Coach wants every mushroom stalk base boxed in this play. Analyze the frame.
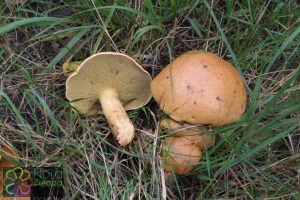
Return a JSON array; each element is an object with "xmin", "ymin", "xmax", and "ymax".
[{"xmin": 99, "ymin": 89, "xmax": 135, "ymax": 146}]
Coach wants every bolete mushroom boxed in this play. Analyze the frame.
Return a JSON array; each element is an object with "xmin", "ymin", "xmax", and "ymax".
[
  {"xmin": 161, "ymin": 136, "xmax": 202, "ymax": 175},
  {"xmin": 160, "ymin": 117, "xmax": 215, "ymax": 150},
  {"xmin": 153, "ymin": 51, "xmax": 247, "ymax": 174},
  {"xmin": 151, "ymin": 50, "xmax": 247, "ymax": 126},
  {"xmin": 66, "ymin": 52, "xmax": 152, "ymax": 146}
]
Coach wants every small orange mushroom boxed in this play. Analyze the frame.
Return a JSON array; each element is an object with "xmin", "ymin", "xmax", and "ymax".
[
  {"xmin": 161, "ymin": 136, "xmax": 202, "ymax": 175},
  {"xmin": 160, "ymin": 117, "xmax": 215, "ymax": 150}
]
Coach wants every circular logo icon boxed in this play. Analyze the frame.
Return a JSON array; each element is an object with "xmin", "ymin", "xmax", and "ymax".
[{"xmin": 3, "ymin": 167, "xmax": 33, "ymax": 197}]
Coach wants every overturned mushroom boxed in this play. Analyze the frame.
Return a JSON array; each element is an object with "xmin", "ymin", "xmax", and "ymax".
[{"xmin": 66, "ymin": 52, "xmax": 152, "ymax": 146}]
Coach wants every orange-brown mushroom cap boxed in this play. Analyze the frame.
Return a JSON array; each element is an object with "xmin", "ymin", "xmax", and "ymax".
[
  {"xmin": 151, "ymin": 51, "xmax": 247, "ymax": 126},
  {"xmin": 161, "ymin": 136, "xmax": 202, "ymax": 175},
  {"xmin": 160, "ymin": 118, "xmax": 215, "ymax": 150}
]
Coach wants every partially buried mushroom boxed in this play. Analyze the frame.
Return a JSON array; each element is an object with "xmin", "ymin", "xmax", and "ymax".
[
  {"xmin": 160, "ymin": 117, "xmax": 215, "ymax": 150},
  {"xmin": 66, "ymin": 52, "xmax": 152, "ymax": 146},
  {"xmin": 162, "ymin": 136, "xmax": 202, "ymax": 175},
  {"xmin": 160, "ymin": 118, "xmax": 215, "ymax": 174}
]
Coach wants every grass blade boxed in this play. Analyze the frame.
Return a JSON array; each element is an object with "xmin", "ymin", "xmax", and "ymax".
[
  {"xmin": 44, "ymin": 27, "xmax": 91, "ymax": 72},
  {"xmin": 0, "ymin": 17, "xmax": 72, "ymax": 35}
]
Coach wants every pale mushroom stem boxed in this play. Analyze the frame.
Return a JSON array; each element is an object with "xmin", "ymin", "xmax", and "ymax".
[{"xmin": 98, "ymin": 89, "xmax": 135, "ymax": 147}]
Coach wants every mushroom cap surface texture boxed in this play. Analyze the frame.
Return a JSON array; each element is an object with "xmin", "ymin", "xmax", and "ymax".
[
  {"xmin": 66, "ymin": 52, "xmax": 152, "ymax": 115},
  {"xmin": 151, "ymin": 51, "xmax": 247, "ymax": 126},
  {"xmin": 162, "ymin": 137, "xmax": 202, "ymax": 175}
]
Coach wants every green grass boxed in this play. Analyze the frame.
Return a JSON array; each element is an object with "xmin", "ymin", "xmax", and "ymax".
[{"xmin": 0, "ymin": 0, "xmax": 299, "ymax": 199}]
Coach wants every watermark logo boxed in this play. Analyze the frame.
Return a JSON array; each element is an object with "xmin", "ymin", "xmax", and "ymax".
[
  {"xmin": 3, "ymin": 167, "xmax": 64, "ymax": 198},
  {"xmin": 3, "ymin": 167, "xmax": 33, "ymax": 197}
]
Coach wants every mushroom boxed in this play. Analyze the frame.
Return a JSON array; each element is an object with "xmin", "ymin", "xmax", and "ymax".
[
  {"xmin": 161, "ymin": 136, "xmax": 202, "ymax": 175},
  {"xmin": 160, "ymin": 118, "xmax": 214, "ymax": 175},
  {"xmin": 152, "ymin": 51, "xmax": 247, "ymax": 174},
  {"xmin": 66, "ymin": 52, "xmax": 152, "ymax": 146},
  {"xmin": 160, "ymin": 117, "xmax": 215, "ymax": 150},
  {"xmin": 151, "ymin": 50, "xmax": 247, "ymax": 126}
]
